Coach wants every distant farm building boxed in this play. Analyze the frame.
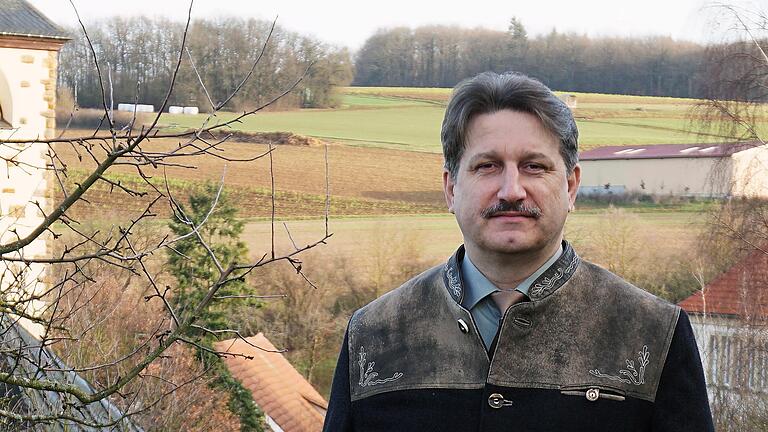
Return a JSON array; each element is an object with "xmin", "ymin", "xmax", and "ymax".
[
  {"xmin": 579, "ymin": 143, "xmax": 768, "ymax": 198},
  {"xmin": 216, "ymin": 333, "xmax": 328, "ymax": 432},
  {"xmin": 0, "ymin": 0, "xmax": 69, "ymax": 320},
  {"xmin": 678, "ymin": 250, "xmax": 768, "ymax": 400}
]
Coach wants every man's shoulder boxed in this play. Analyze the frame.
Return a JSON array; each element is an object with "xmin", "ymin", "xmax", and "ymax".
[
  {"xmin": 574, "ymin": 258, "xmax": 680, "ymax": 314},
  {"xmin": 352, "ymin": 263, "xmax": 446, "ymax": 323}
]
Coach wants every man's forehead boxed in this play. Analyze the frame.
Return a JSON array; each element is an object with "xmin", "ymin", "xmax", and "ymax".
[
  {"xmin": 466, "ymin": 110, "xmax": 556, "ymax": 141},
  {"xmin": 463, "ymin": 112, "xmax": 558, "ymax": 152}
]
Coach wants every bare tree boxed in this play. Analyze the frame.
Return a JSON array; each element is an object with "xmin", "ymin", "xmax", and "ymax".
[
  {"xmin": 692, "ymin": 4, "xmax": 768, "ymax": 431},
  {"xmin": 0, "ymin": 2, "xmax": 329, "ymax": 429}
]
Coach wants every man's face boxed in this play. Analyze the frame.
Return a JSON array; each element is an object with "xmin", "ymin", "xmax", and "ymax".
[{"xmin": 443, "ymin": 109, "xmax": 580, "ymax": 258}]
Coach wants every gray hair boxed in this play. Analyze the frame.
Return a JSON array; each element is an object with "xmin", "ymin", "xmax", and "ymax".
[{"xmin": 441, "ymin": 72, "xmax": 578, "ymax": 179}]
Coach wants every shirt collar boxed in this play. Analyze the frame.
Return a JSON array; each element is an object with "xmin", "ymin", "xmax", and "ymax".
[{"xmin": 460, "ymin": 244, "xmax": 563, "ymax": 310}]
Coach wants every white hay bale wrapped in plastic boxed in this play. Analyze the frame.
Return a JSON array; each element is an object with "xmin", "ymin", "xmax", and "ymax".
[
  {"xmin": 168, "ymin": 106, "xmax": 183, "ymax": 114},
  {"xmin": 183, "ymin": 106, "xmax": 199, "ymax": 115}
]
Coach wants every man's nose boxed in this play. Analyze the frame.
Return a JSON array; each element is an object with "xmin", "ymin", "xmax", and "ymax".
[{"xmin": 497, "ymin": 167, "xmax": 526, "ymax": 202}]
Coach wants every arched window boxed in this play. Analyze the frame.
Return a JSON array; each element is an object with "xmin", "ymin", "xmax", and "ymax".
[{"xmin": 0, "ymin": 103, "xmax": 10, "ymax": 129}]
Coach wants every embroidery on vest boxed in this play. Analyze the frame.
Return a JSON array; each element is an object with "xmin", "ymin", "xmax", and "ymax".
[
  {"xmin": 444, "ymin": 263, "xmax": 462, "ymax": 298},
  {"xmin": 529, "ymin": 255, "xmax": 579, "ymax": 298},
  {"xmin": 358, "ymin": 346, "xmax": 403, "ymax": 387},
  {"xmin": 589, "ymin": 345, "xmax": 650, "ymax": 386}
]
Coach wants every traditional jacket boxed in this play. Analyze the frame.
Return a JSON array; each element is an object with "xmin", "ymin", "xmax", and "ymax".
[{"xmin": 323, "ymin": 243, "xmax": 713, "ymax": 432}]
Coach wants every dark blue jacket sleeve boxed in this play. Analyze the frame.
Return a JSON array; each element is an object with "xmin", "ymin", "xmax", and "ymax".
[
  {"xmin": 323, "ymin": 329, "xmax": 353, "ymax": 432},
  {"xmin": 651, "ymin": 311, "xmax": 714, "ymax": 431}
]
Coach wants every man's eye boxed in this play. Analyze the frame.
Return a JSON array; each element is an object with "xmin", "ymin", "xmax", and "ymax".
[
  {"xmin": 523, "ymin": 163, "xmax": 546, "ymax": 172},
  {"xmin": 475, "ymin": 163, "xmax": 496, "ymax": 171}
]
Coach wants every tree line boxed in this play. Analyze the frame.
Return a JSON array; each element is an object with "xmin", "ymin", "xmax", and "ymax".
[
  {"xmin": 58, "ymin": 16, "xmax": 760, "ymax": 110},
  {"xmin": 58, "ymin": 16, "xmax": 354, "ymax": 112},
  {"xmin": 353, "ymin": 19, "xmax": 708, "ymax": 97}
]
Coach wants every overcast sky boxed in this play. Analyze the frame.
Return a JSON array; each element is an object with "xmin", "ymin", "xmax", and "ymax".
[{"xmin": 26, "ymin": 0, "xmax": 752, "ymax": 50}]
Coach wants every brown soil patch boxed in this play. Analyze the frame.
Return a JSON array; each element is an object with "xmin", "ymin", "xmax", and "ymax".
[
  {"xmin": 53, "ymin": 130, "xmax": 448, "ymax": 218},
  {"xmin": 207, "ymin": 130, "xmax": 325, "ymax": 146}
]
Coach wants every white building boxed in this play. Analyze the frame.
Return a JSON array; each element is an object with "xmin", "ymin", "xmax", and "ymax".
[
  {"xmin": 678, "ymin": 251, "xmax": 768, "ymax": 419},
  {"xmin": 579, "ymin": 142, "xmax": 768, "ymax": 198},
  {"xmin": 0, "ymin": 0, "xmax": 69, "ymax": 316}
]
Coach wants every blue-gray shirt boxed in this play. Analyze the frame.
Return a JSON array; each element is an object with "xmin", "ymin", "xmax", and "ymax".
[{"xmin": 460, "ymin": 246, "xmax": 563, "ymax": 350}]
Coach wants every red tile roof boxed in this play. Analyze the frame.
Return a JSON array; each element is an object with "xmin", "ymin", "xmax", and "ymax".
[
  {"xmin": 579, "ymin": 142, "xmax": 760, "ymax": 161},
  {"xmin": 679, "ymin": 250, "xmax": 768, "ymax": 319},
  {"xmin": 215, "ymin": 333, "xmax": 327, "ymax": 432}
]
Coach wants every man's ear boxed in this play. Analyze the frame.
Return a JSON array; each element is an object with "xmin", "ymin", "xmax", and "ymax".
[
  {"xmin": 567, "ymin": 164, "xmax": 581, "ymax": 210},
  {"xmin": 443, "ymin": 170, "xmax": 455, "ymax": 214}
]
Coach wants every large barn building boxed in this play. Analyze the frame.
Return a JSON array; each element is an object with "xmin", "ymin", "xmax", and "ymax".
[{"xmin": 578, "ymin": 143, "xmax": 768, "ymax": 198}]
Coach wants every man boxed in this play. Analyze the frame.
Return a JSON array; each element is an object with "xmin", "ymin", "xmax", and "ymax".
[{"xmin": 323, "ymin": 72, "xmax": 713, "ymax": 431}]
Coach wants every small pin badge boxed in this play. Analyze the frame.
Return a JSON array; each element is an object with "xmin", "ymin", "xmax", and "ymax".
[{"xmin": 457, "ymin": 318, "xmax": 470, "ymax": 333}]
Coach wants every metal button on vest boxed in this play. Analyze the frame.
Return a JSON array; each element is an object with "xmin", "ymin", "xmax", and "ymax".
[
  {"xmin": 457, "ymin": 318, "xmax": 469, "ymax": 333},
  {"xmin": 586, "ymin": 388, "xmax": 600, "ymax": 402},
  {"xmin": 488, "ymin": 393, "xmax": 505, "ymax": 409}
]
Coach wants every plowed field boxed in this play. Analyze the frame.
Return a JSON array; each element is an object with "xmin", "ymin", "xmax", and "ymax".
[{"xmin": 53, "ymin": 131, "xmax": 447, "ymax": 219}]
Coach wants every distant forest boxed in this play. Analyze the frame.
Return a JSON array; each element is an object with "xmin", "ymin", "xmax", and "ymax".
[
  {"xmin": 58, "ymin": 17, "xmax": 354, "ymax": 112},
  {"xmin": 58, "ymin": 16, "xmax": 757, "ymax": 108},
  {"xmin": 354, "ymin": 18, "xmax": 722, "ymax": 98}
]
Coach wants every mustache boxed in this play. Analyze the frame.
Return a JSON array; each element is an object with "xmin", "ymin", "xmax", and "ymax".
[{"xmin": 481, "ymin": 201, "xmax": 542, "ymax": 219}]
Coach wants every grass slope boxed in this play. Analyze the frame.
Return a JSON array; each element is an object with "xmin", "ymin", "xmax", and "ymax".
[
  {"xmin": 158, "ymin": 87, "xmax": 752, "ymax": 153},
  {"xmin": 241, "ymin": 210, "xmax": 706, "ymax": 272}
]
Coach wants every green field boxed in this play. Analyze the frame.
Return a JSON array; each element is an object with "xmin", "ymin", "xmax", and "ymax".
[{"xmin": 159, "ymin": 87, "xmax": 755, "ymax": 152}]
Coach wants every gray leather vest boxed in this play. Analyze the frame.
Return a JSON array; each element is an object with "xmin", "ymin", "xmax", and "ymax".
[{"xmin": 348, "ymin": 243, "xmax": 681, "ymax": 404}]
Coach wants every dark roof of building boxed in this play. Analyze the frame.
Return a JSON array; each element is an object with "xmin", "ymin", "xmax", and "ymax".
[
  {"xmin": 0, "ymin": 316, "xmax": 143, "ymax": 431},
  {"xmin": 215, "ymin": 333, "xmax": 327, "ymax": 432},
  {"xmin": 678, "ymin": 250, "xmax": 768, "ymax": 319},
  {"xmin": 579, "ymin": 142, "xmax": 761, "ymax": 161},
  {"xmin": 0, "ymin": 0, "xmax": 69, "ymax": 40}
]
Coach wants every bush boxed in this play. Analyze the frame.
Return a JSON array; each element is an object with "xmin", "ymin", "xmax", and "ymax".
[
  {"xmin": 49, "ymin": 253, "xmax": 241, "ymax": 431},
  {"xmin": 576, "ymin": 191, "xmax": 705, "ymax": 207},
  {"xmin": 250, "ymin": 227, "xmax": 436, "ymax": 397}
]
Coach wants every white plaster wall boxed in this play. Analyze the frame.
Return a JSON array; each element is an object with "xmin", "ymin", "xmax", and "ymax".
[
  {"xmin": 688, "ymin": 314, "xmax": 738, "ymax": 384},
  {"xmin": 688, "ymin": 313, "xmax": 768, "ymax": 404},
  {"xmin": 0, "ymin": 47, "xmax": 53, "ymax": 140},
  {"xmin": 731, "ymin": 144, "xmax": 768, "ymax": 198},
  {"xmin": 0, "ymin": 46, "xmax": 55, "ymax": 318},
  {"xmin": 0, "ymin": 47, "xmax": 51, "ymax": 247},
  {"xmin": 579, "ymin": 157, "xmax": 733, "ymax": 197}
]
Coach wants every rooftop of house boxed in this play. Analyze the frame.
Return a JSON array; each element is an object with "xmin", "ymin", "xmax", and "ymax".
[
  {"xmin": 0, "ymin": 0, "xmax": 69, "ymax": 40},
  {"xmin": 579, "ymin": 142, "xmax": 761, "ymax": 161},
  {"xmin": 215, "ymin": 333, "xmax": 327, "ymax": 432},
  {"xmin": 0, "ymin": 316, "xmax": 142, "ymax": 431},
  {"xmin": 679, "ymin": 249, "xmax": 768, "ymax": 319}
]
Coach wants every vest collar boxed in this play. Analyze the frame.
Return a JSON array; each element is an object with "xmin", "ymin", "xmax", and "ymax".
[{"xmin": 442, "ymin": 240, "xmax": 580, "ymax": 304}]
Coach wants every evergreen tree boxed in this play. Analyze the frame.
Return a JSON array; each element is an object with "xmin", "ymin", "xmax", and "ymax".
[{"xmin": 166, "ymin": 183, "xmax": 264, "ymax": 431}]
